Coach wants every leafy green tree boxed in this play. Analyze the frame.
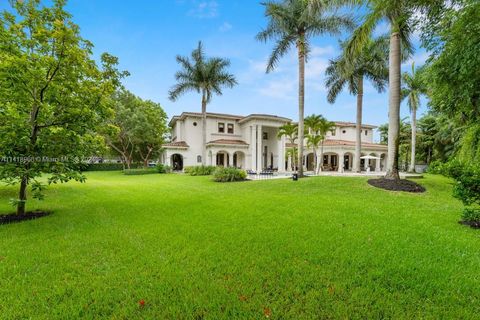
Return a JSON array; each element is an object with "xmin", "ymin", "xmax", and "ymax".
[
  {"xmin": 169, "ymin": 42, "xmax": 237, "ymax": 165},
  {"xmin": 134, "ymin": 99, "xmax": 168, "ymax": 167},
  {"xmin": 401, "ymin": 63, "xmax": 426, "ymax": 172},
  {"xmin": 278, "ymin": 123, "xmax": 298, "ymax": 171},
  {"xmin": 0, "ymin": 0, "xmax": 127, "ymax": 215},
  {"xmin": 325, "ymin": 36, "xmax": 388, "ymax": 172},
  {"xmin": 257, "ymin": 0, "xmax": 353, "ymax": 177},
  {"xmin": 104, "ymin": 91, "xmax": 167, "ymax": 168},
  {"xmin": 421, "ymin": 0, "xmax": 480, "ymax": 163},
  {"xmin": 346, "ymin": 0, "xmax": 419, "ymax": 180}
]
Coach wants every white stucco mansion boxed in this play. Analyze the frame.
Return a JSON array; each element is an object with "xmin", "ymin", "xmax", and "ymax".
[{"xmin": 161, "ymin": 111, "xmax": 388, "ymax": 173}]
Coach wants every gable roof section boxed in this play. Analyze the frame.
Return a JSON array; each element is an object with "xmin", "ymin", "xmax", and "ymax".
[
  {"xmin": 206, "ymin": 139, "xmax": 249, "ymax": 147},
  {"xmin": 162, "ymin": 141, "xmax": 189, "ymax": 149}
]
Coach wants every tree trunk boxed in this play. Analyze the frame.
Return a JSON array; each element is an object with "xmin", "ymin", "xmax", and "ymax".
[
  {"xmin": 354, "ymin": 75, "xmax": 363, "ymax": 173},
  {"xmin": 201, "ymin": 91, "xmax": 207, "ymax": 166},
  {"xmin": 409, "ymin": 108, "xmax": 417, "ymax": 172},
  {"xmin": 385, "ymin": 32, "xmax": 401, "ymax": 180},
  {"xmin": 17, "ymin": 175, "xmax": 28, "ymax": 215},
  {"xmin": 297, "ymin": 42, "xmax": 305, "ymax": 177}
]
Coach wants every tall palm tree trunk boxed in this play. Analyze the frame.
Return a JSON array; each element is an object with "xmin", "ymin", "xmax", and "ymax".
[
  {"xmin": 201, "ymin": 91, "xmax": 207, "ymax": 166},
  {"xmin": 409, "ymin": 108, "xmax": 416, "ymax": 172},
  {"xmin": 297, "ymin": 42, "xmax": 305, "ymax": 177},
  {"xmin": 354, "ymin": 75, "xmax": 364, "ymax": 173},
  {"xmin": 385, "ymin": 32, "xmax": 401, "ymax": 180}
]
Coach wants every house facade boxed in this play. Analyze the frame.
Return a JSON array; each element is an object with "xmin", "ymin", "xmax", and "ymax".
[{"xmin": 161, "ymin": 112, "xmax": 388, "ymax": 173}]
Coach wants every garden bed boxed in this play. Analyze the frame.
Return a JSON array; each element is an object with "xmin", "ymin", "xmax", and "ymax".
[
  {"xmin": 459, "ymin": 220, "xmax": 480, "ymax": 229},
  {"xmin": 0, "ymin": 211, "xmax": 51, "ymax": 225},
  {"xmin": 368, "ymin": 178, "xmax": 426, "ymax": 193}
]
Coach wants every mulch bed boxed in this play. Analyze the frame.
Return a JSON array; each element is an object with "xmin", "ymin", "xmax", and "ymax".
[
  {"xmin": 459, "ymin": 220, "xmax": 480, "ymax": 229},
  {"xmin": 0, "ymin": 211, "xmax": 51, "ymax": 225},
  {"xmin": 368, "ymin": 178, "xmax": 426, "ymax": 193}
]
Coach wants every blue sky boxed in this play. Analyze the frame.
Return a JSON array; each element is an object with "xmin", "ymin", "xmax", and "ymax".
[{"xmin": 1, "ymin": 0, "xmax": 429, "ymax": 140}]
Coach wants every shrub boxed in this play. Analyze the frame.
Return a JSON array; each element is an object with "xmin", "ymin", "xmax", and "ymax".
[
  {"xmin": 82, "ymin": 163, "xmax": 125, "ymax": 171},
  {"xmin": 184, "ymin": 165, "xmax": 216, "ymax": 176},
  {"xmin": 451, "ymin": 163, "xmax": 480, "ymax": 227},
  {"xmin": 156, "ymin": 164, "xmax": 172, "ymax": 174},
  {"xmin": 123, "ymin": 168, "xmax": 158, "ymax": 175},
  {"xmin": 213, "ymin": 167, "xmax": 247, "ymax": 182},
  {"xmin": 462, "ymin": 208, "xmax": 480, "ymax": 224},
  {"xmin": 427, "ymin": 159, "xmax": 464, "ymax": 178}
]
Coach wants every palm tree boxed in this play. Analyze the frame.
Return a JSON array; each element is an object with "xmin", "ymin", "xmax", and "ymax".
[
  {"xmin": 305, "ymin": 114, "xmax": 325, "ymax": 173},
  {"xmin": 257, "ymin": 0, "xmax": 353, "ymax": 177},
  {"xmin": 402, "ymin": 62, "xmax": 426, "ymax": 172},
  {"xmin": 346, "ymin": 0, "xmax": 417, "ymax": 180},
  {"xmin": 325, "ymin": 36, "xmax": 388, "ymax": 172},
  {"xmin": 317, "ymin": 117, "xmax": 336, "ymax": 171},
  {"xmin": 306, "ymin": 134, "xmax": 322, "ymax": 173},
  {"xmin": 169, "ymin": 41, "xmax": 237, "ymax": 165},
  {"xmin": 278, "ymin": 123, "xmax": 298, "ymax": 171}
]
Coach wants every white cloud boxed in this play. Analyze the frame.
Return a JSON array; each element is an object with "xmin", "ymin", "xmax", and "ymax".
[
  {"xmin": 188, "ymin": 1, "xmax": 218, "ymax": 19},
  {"xmin": 219, "ymin": 22, "xmax": 232, "ymax": 32},
  {"xmin": 403, "ymin": 51, "xmax": 429, "ymax": 67},
  {"xmin": 257, "ymin": 77, "xmax": 296, "ymax": 100},
  {"xmin": 305, "ymin": 57, "xmax": 328, "ymax": 80},
  {"xmin": 310, "ymin": 45, "xmax": 335, "ymax": 57}
]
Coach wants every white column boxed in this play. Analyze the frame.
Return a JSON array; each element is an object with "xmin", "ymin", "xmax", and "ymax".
[
  {"xmin": 250, "ymin": 126, "xmax": 256, "ymax": 171},
  {"xmin": 212, "ymin": 152, "xmax": 217, "ymax": 166},
  {"xmin": 228, "ymin": 152, "xmax": 234, "ymax": 167},
  {"xmin": 278, "ymin": 134, "xmax": 286, "ymax": 172},
  {"xmin": 287, "ymin": 154, "xmax": 292, "ymax": 172},
  {"xmin": 256, "ymin": 125, "xmax": 262, "ymax": 172},
  {"xmin": 375, "ymin": 153, "xmax": 381, "ymax": 172},
  {"xmin": 338, "ymin": 152, "xmax": 344, "ymax": 173}
]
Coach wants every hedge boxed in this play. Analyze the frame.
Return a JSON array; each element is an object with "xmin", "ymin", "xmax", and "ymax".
[{"xmin": 213, "ymin": 167, "xmax": 247, "ymax": 182}]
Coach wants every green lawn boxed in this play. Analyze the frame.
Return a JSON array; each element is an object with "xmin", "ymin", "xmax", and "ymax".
[{"xmin": 0, "ymin": 172, "xmax": 479, "ymax": 319}]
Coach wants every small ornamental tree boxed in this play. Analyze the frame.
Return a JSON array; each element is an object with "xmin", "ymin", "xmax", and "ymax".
[{"xmin": 0, "ymin": 0, "xmax": 127, "ymax": 215}]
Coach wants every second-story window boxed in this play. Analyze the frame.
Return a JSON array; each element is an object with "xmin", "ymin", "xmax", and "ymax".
[
  {"xmin": 331, "ymin": 130, "xmax": 336, "ymax": 136},
  {"xmin": 218, "ymin": 122, "xmax": 225, "ymax": 133},
  {"xmin": 227, "ymin": 123, "xmax": 234, "ymax": 134},
  {"xmin": 365, "ymin": 130, "xmax": 368, "ymax": 136},
  {"xmin": 263, "ymin": 132, "xmax": 268, "ymax": 140}
]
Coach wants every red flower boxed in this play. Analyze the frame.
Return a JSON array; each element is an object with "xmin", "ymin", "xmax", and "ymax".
[{"xmin": 139, "ymin": 300, "xmax": 145, "ymax": 307}]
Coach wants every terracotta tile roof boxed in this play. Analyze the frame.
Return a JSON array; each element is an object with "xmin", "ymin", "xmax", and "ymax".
[
  {"xmin": 286, "ymin": 140, "xmax": 387, "ymax": 149},
  {"xmin": 162, "ymin": 141, "xmax": 189, "ymax": 148},
  {"xmin": 206, "ymin": 139, "xmax": 249, "ymax": 146}
]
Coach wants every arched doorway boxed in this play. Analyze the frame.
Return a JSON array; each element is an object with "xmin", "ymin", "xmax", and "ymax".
[
  {"xmin": 216, "ymin": 151, "xmax": 229, "ymax": 167},
  {"xmin": 322, "ymin": 152, "xmax": 339, "ymax": 171},
  {"xmin": 171, "ymin": 154, "xmax": 183, "ymax": 171},
  {"xmin": 344, "ymin": 152, "xmax": 353, "ymax": 171},
  {"xmin": 233, "ymin": 151, "xmax": 245, "ymax": 169},
  {"xmin": 306, "ymin": 153, "xmax": 315, "ymax": 171}
]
